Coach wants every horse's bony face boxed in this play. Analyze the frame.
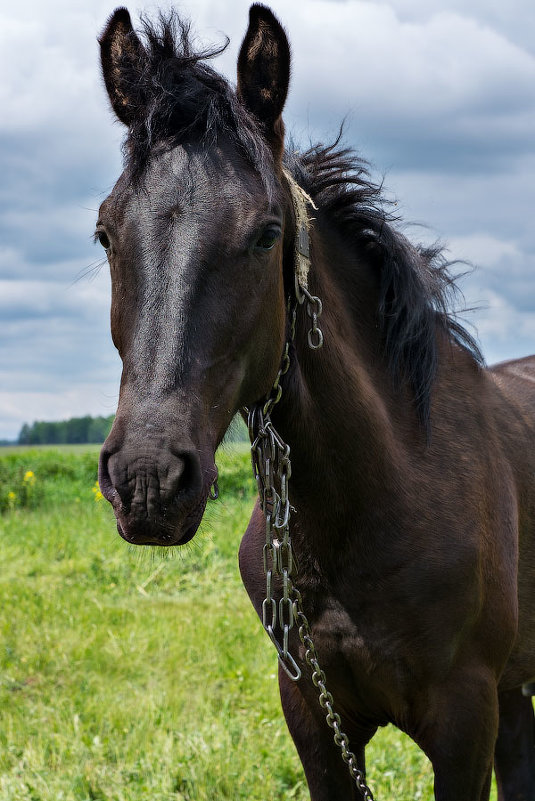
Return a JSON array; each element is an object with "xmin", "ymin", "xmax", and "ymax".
[
  {"xmin": 97, "ymin": 144, "xmax": 287, "ymax": 545},
  {"xmin": 97, "ymin": 4, "xmax": 291, "ymax": 545}
]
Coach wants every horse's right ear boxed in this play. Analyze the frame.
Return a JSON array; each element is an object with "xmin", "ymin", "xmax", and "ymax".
[
  {"xmin": 99, "ymin": 7, "xmax": 147, "ymax": 126},
  {"xmin": 237, "ymin": 5, "xmax": 291, "ymax": 159}
]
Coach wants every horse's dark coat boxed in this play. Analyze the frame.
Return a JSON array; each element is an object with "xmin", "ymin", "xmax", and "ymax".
[{"xmin": 96, "ymin": 6, "xmax": 535, "ymax": 799}]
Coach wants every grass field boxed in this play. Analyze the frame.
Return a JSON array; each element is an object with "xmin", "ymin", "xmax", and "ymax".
[{"xmin": 0, "ymin": 445, "xmax": 497, "ymax": 800}]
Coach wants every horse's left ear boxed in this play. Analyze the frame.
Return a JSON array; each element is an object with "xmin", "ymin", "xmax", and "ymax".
[{"xmin": 237, "ymin": 4, "xmax": 291, "ymax": 158}]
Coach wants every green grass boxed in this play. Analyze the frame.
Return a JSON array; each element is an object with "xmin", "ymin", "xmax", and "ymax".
[
  {"xmin": 0, "ymin": 444, "xmax": 105, "ymax": 454},
  {"xmin": 0, "ymin": 445, "xmax": 497, "ymax": 800}
]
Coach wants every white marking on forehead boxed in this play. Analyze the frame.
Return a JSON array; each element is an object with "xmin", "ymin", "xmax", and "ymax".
[{"xmin": 133, "ymin": 208, "xmax": 204, "ymax": 393}]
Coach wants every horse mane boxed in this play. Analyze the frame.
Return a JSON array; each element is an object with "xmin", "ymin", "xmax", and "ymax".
[
  {"xmin": 285, "ymin": 144, "xmax": 484, "ymax": 426},
  {"xmin": 120, "ymin": 11, "xmax": 274, "ymax": 184},
  {"xmin": 120, "ymin": 11, "xmax": 483, "ymax": 426}
]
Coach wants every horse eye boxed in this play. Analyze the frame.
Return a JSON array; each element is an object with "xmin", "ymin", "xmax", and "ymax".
[
  {"xmin": 255, "ymin": 227, "xmax": 281, "ymax": 252},
  {"xmin": 96, "ymin": 229, "xmax": 111, "ymax": 250}
]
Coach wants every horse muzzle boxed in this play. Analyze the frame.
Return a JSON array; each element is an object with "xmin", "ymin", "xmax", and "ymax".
[{"xmin": 98, "ymin": 439, "xmax": 215, "ymax": 547}]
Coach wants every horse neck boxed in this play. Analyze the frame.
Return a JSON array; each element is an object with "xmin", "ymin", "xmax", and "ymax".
[{"xmin": 271, "ymin": 231, "xmax": 421, "ymax": 560}]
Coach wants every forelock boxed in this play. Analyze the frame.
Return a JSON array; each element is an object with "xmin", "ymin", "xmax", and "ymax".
[{"xmin": 122, "ymin": 10, "xmax": 275, "ymax": 190}]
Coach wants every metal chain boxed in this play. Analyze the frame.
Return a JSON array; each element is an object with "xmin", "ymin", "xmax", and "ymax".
[
  {"xmin": 248, "ymin": 403, "xmax": 301, "ymax": 682},
  {"xmin": 247, "ymin": 294, "xmax": 375, "ymax": 801},
  {"xmin": 293, "ymin": 587, "xmax": 375, "ymax": 801},
  {"xmin": 294, "ymin": 277, "xmax": 324, "ymax": 351}
]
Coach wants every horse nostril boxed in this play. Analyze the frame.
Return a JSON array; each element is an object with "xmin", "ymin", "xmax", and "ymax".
[
  {"xmin": 98, "ymin": 445, "xmax": 119, "ymax": 505},
  {"xmin": 167, "ymin": 448, "xmax": 202, "ymax": 500}
]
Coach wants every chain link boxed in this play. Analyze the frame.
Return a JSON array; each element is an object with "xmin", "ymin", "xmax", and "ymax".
[
  {"xmin": 305, "ymin": 293, "xmax": 324, "ymax": 350},
  {"xmin": 246, "ymin": 290, "xmax": 375, "ymax": 800},
  {"xmin": 294, "ymin": 278, "xmax": 324, "ymax": 350}
]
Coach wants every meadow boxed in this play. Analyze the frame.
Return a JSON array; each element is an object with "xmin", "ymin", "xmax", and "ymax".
[{"xmin": 0, "ymin": 444, "xmax": 494, "ymax": 800}]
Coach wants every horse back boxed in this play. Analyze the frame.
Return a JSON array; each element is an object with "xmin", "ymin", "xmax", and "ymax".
[
  {"xmin": 488, "ymin": 355, "xmax": 535, "ymax": 687},
  {"xmin": 490, "ymin": 354, "xmax": 535, "ymax": 392},
  {"xmin": 488, "ymin": 355, "xmax": 535, "ymax": 463}
]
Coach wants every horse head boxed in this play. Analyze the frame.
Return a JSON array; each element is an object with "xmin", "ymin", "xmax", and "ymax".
[{"xmin": 97, "ymin": 6, "xmax": 291, "ymax": 545}]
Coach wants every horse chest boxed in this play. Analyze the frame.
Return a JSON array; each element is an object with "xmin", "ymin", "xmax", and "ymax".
[{"xmin": 312, "ymin": 599, "xmax": 413, "ymax": 679}]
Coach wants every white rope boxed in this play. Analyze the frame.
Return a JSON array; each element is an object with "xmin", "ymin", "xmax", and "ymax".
[{"xmin": 282, "ymin": 167, "xmax": 317, "ymax": 291}]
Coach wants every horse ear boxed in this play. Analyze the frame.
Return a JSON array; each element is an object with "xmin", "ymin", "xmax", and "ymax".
[
  {"xmin": 237, "ymin": 4, "xmax": 291, "ymax": 157},
  {"xmin": 99, "ymin": 7, "xmax": 147, "ymax": 126}
]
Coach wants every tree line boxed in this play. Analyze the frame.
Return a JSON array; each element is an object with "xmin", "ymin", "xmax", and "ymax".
[
  {"xmin": 18, "ymin": 415, "xmax": 115, "ymax": 446},
  {"xmin": 16, "ymin": 413, "xmax": 249, "ymax": 446}
]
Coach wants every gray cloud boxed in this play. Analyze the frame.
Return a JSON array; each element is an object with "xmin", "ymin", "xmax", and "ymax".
[
  {"xmin": 281, "ymin": 4, "xmax": 535, "ymax": 173},
  {"xmin": 0, "ymin": 0, "xmax": 534, "ymax": 438}
]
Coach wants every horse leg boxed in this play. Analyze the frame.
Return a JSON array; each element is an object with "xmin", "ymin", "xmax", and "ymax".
[
  {"xmin": 494, "ymin": 687, "xmax": 535, "ymax": 801},
  {"xmin": 414, "ymin": 669, "xmax": 499, "ymax": 801},
  {"xmin": 278, "ymin": 667, "xmax": 375, "ymax": 801},
  {"xmin": 481, "ymin": 766, "xmax": 493, "ymax": 801}
]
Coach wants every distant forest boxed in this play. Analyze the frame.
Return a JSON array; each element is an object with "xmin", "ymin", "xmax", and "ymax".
[
  {"xmin": 18, "ymin": 415, "xmax": 115, "ymax": 446},
  {"xmin": 16, "ymin": 414, "xmax": 249, "ymax": 446}
]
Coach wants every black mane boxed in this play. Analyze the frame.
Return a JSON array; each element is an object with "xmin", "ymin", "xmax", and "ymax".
[
  {"xmin": 285, "ymin": 144, "xmax": 483, "ymax": 425},
  {"xmin": 121, "ymin": 12, "xmax": 482, "ymax": 426}
]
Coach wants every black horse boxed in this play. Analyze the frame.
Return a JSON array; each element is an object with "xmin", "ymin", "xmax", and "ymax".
[{"xmin": 96, "ymin": 6, "xmax": 535, "ymax": 799}]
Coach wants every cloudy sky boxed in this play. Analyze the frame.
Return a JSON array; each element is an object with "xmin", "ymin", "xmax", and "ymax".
[{"xmin": 1, "ymin": 0, "xmax": 534, "ymax": 440}]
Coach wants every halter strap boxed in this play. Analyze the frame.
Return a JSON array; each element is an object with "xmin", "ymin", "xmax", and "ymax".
[{"xmin": 282, "ymin": 167, "xmax": 317, "ymax": 294}]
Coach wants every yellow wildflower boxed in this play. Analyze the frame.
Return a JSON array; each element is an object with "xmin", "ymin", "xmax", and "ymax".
[
  {"xmin": 7, "ymin": 491, "xmax": 16, "ymax": 500},
  {"xmin": 92, "ymin": 481, "xmax": 104, "ymax": 502},
  {"xmin": 23, "ymin": 470, "xmax": 36, "ymax": 485}
]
